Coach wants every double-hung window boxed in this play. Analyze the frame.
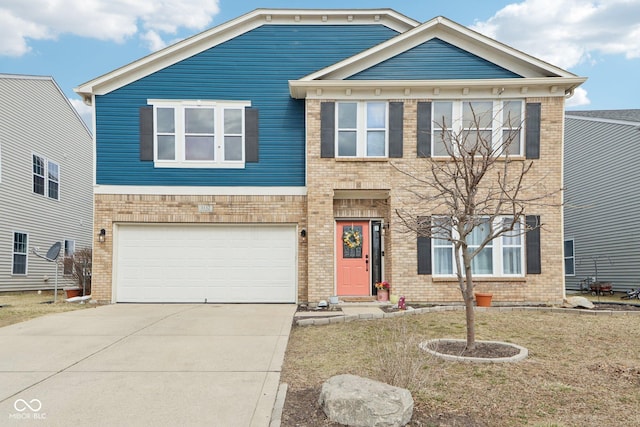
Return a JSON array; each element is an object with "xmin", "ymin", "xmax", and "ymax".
[
  {"xmin": 432, "ymin": 216, "xmax": 525, "ymax": 277},
  {"xmin": 151, "ymin": 100, "xmax": 249, "ymax": 168},
  {"xmin": 64, "ymin": 239, "xmax": 75, "ymax": 275},
  {"xmin": 337, "ymin": 101, "xmax": 388, "ymax": 157},
  {"xmin": 33, "ymin": 154, "xmax": 60, "ymax": 200},
  {"xmin": 564, "ymin": 239, "xmax": 575, "ymax": 276},
  {"xmin": 432, "ymin": 100, "xmax": 524, "ymax": 157},
  {"xmin": 12, "ymin": 232, "xmax": 28, "ymax": 275}
]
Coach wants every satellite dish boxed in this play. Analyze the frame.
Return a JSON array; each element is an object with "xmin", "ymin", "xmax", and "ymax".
[
  {"xmin": 33, "ymin": 242, "xmax": 63, "ymax": 302},
  {"xmin": 45, "ymin": 242, "xmax": 61, "ymax": 261}
]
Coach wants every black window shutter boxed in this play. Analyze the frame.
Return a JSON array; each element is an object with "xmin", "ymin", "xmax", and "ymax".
[
  {"xmin": 417, "ymin": 102, "xmax": 432, "ymax": 158},
  {"xmin": 525, "ymin": 103, "xmax": 541, "ymax": 159},
  {"xmin": 139, "ymin": 106, "xmax": 153, "ymax": 161},
  {"xmin": 320, "ymin": 102, "xmax": 335, "ymax": 158},
  {"xmin": 417, "ymin": 237, "xmax": 432, "ymax": 275},
  {"xmin": 388, "ymin": 102, "xmax": 403, "ymax": 158},
  {"xmin": 526, "ymin": 215, "xmax": 541, "ymax": 274},
  {"xmin": 417, "ymin": 216, "xmax": 432, "ymax": 275},
  {"xmin": 245, "ymin": 107, "xmax": 259, "ymax": 163}
]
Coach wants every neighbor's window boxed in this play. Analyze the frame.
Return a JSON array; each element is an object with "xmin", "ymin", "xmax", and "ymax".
[
  {"xmin": 64, "ymin": 239, "xmax": 75, "ymax": 275},
  {"xmin": 337, "ymin": 101, "xmax": 388, "ymax": 158},
  {"xmin": 12, "ymin": 232, "xmax": 28, "ymax": 275},
  {"xmin": 33, "ymin": 154, "xmax": 60, "ymax": 200},
  {"xmin": 432, "ymin": 216, "xmax": 525, "ymax": 277},
  {"xmin": 432, "ymin": 100, "xmax": 524, "ymax": 156},
  {"xmin": 564, "ymin": 239, "xmax": 575, "ymax": 276},
  {"xmin": 152, "ymin": 100, "xmax": 249, "ymax": 168}
]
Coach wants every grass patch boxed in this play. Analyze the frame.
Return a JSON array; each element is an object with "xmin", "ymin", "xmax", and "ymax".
[
  {"xmin": 0, "ymin": 291, "xmax": 90, "ymax": 328},
  {"xmin": 281, "ymin": 309, "xmax": 640, "ymax": 426}
]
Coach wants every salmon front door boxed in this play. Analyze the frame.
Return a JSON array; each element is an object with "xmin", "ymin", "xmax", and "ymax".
[{"xmin": 336, "ymin": 221, "xmax": 370, "ymax": 296}]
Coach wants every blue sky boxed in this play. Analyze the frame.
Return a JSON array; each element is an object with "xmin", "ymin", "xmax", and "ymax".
[{"xmin": 2, "ymin": 0, "xmax": 639, "ymax": 124}]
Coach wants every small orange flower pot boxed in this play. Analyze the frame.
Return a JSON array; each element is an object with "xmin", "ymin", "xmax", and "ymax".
[{"xmin": 475, "ymin": 292, "xmax": 493, "ymax": 307}]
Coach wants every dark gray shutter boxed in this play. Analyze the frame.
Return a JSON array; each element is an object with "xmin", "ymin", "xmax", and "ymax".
[
  {"xmin": 320, "ymin": 102, "xmax": 335, "ymax": 158},
  {"xmin": 417, "ymin": 216, "xmax": 432, "ymax": 275},
  {"xmin": 245, "ymin": 107, "xmax": 259, "ymax": 163},
  {"xmin": 525, "ymin": 103, "xmax": 541, "ymax": 159},
  {"xmin": 526, "ymin": 215, "xmax": 541, "ymax": 274},
  {"xmin": 139, "ymin": 106, "xmax": 153, "ymax": 161},
  {"xmin": 417, "ymin": 102, "xmax": 432, "ymax": 158},
  {"xmin": 388, "ymin": 102, "xmax": 403, "ymax": 158}
]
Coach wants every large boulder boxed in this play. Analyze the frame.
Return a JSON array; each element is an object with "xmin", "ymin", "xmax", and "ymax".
[
  {"xmin": 318, "ymin": 374, "xmax": 413, "ymax": 427},
  {"xmin": 563, "ymin": 296, "xmax": 595, "ymax": 309}
]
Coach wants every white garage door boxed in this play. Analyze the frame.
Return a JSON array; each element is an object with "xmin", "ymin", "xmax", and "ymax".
[{"xmin": 115, "ymin": 224, "xmax": 297, "ymax": 303}]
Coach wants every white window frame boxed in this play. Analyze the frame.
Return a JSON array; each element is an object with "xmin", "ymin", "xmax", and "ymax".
[
  {"xmin": 12, "ymin": 232, "xmax": 28, "ymax": 275},
  {"xmin": 336, "ymin": 101, "xmax": 389, "ymax": 158},
  {"xmin": 564, "ymin": 239, "xmax": 575, "ymax": 276},
  {"xmin": 431, "ymin": 216, "xmax": 525, "ymax": 278},
  {"xmin": 64, "ymin": 239, "xmax": 75, "ymax": 275},
  {"xmin": 432, "ymin": 100, "xmax": 524, "ymax": 157},
  {"xmin": 32, "ymin": 154, "xmax": 60, "ymax": 200},
  {"xmin": 149, "ymin": 99, "xmax": 250, "ymax": 169}
]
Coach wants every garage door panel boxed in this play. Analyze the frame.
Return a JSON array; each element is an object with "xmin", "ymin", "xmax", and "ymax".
[{"xmin": 115, "ymin": 225, "xmax": 296, "ymax": 303}]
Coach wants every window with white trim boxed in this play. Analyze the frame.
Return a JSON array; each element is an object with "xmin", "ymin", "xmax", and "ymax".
[
  {"xmin": 12, "ymin": 232, "xmax": 28, "ymax": 275},
  {"xmin": 64, "ymin": 239, "xmax": 75, "ymax": 275},
  {"xmin": 151, "ymin": 100, "xmax": 249, "ymax": 168},
  {"xmin": 33, "ymin": 154, "xmax": 60, "ymax": 200},
  {"xmin": 564, "ymin": 239, "xmax": 575, "ymax": 276},
  {"xmin": 337, "ymin": 101, "xmax": 388, "ymax": 157},
  {"xmin": 432, "ymin": 216, "xmax": 525, "ymax": 277},
  {"xmin": 432, "ymin": 100, "xmax": 524, "ymax": 157}
]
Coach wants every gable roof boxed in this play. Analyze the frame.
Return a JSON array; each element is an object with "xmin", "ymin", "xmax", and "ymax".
[
  {"xmin": 289, "ymin": 16, "xmax": 586, "ymax": 99},
  {"xmin": 74, "ymin": 9, "xmax": 418, "ymax": 102},
  {"xmin": 566, "ymin": 109, "xmax": 640, "ymax": 125},
  {"xmin": 1, "ymin": 73, "xmax": 91, "ymax": 135}
]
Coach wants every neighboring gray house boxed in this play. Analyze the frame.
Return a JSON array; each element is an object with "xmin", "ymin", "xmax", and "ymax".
[
  {"xmin": 564, "ymin": 109, "xmax": 640, "ymax": 292},
  {"xmin": 0, "ymin": 74, "xmax": 93, "ymax": 291}
]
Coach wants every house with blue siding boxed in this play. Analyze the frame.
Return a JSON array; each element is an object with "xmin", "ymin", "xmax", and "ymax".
[{"xmin": 76, "ymin": 9, "xmax": 585, "ymax": 304}]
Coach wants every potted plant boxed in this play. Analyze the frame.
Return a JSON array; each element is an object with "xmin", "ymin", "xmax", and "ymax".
[{"xmin": 375, "ymin": 281, "xmax": 390, "ymax": 302}]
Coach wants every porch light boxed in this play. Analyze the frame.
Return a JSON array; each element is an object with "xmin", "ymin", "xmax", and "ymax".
[{"xmin": 98, "ymin": 228, "xmax": 106, "ymax": 243}]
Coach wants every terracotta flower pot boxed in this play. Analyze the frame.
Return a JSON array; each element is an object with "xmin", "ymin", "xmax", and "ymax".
[
  {"xmin": 475, "ymin": 292, "xmax": 493, "ymax": 307},
  {"xmin": 377, "ymin": 289, "xmax": 389, "ymax": 302},
  {"xmin": 65, "ymin": 288, "xmax": 82, "ymax": 298}
]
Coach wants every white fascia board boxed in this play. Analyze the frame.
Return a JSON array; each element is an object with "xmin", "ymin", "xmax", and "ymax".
[
  {"xmin": 289, "ymin": 77, "xmax": 588, "ymax": 99},
  {"xmin": 74, "ymin": 9, "xmax": 417, "ymax": 102},
  {"xmin": 94, "ymin": 185, "xmax": 307, "ymax": 196},
  {"xmin": 299, "ymin": 16, "xmax": 579, "ymax": 83}
]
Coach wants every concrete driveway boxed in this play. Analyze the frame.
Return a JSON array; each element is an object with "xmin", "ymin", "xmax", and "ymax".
[{"xmin": 0, "ymin": 303, "xmax": 296, "ymax": 427}]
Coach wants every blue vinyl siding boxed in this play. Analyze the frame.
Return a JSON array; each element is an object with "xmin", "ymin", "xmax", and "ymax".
[
  {"xmin": 350, "ymin": 38, "xmax": 521, "ymax": 80},
  {"xmin": 96, "ymin": 25, "xmax": 398, "ymax": 186}
]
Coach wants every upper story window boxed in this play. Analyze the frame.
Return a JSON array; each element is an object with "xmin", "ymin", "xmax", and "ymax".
[
  {"xmin": 33, "ymin": 154, "xmax": 60, "ymax": 200},
  {"xmin": 151, "ymin": 100, "xmax": 250, "ymax": 168},
  {"xmin": 336, "ymin": 102, "xmax": 388, "ymax": 158},
  {"xmin": 432, "ymin": 100, "xmax": 524, "ymax": 157}
]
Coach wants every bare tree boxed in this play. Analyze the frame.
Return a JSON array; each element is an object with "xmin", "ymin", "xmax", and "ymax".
[{"xmin": 394, "ymin": 104, "xmax": 560, "ymax": 350}]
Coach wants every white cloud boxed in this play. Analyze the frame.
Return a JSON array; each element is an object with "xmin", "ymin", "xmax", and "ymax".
[
  {"xmin": 141, "ymin": 30, "xmax": 167, "ymax": 52},
  {"xmin": 471, "ymin": 0, "xmax": 640, "ymax": 70},
  {"xmin": 0, "ymin": 0, "xmax": 220, "ymax": 56},
  {"xmin": 565, "ymin": 87, "xmax": 590, "ymax": 108},
  {"xmin": 69, "ymin": 98, "xmax": 93, "ymax": 130}
]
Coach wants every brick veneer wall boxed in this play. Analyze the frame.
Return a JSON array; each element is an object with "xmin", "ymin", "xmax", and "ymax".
[
  {"xmin": 93, "ymin": 194, "xmax": 307, "ymax": 303},
  {"xmin": 306, "ymin": 97, "xmax": 565, "ymax": 304}
]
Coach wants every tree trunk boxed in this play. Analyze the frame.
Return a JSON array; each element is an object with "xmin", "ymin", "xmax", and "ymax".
[{"xmin": 462, "ymin": 253, "xmax": 476, "ymax": 351}]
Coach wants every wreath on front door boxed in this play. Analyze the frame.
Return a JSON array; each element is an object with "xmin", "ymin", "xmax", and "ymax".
[{"xmin": 343, "ymin": 228, "xmax": 362, "ymax": 249}]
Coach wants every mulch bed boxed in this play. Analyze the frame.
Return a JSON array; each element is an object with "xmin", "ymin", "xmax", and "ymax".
[{"xmin": 424, "ymin": 340, "xmax": 521, "ymax": 358}]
